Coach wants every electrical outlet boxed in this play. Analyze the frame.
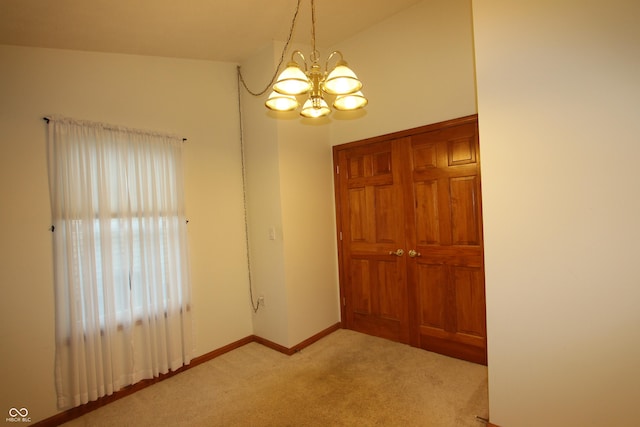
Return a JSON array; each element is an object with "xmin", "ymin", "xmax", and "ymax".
[{"xmin": 258, "ymin": 295, "xmax": 265, "ymax": 307}]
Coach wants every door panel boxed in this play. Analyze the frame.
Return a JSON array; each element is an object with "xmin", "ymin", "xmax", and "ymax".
[
  {"xmin": 453, "ymin": 266, "xmax": 486, "ymax": 338},
  {"xmin": 374, "ymin": 185, "xmax": 398, "ymax": 242},
  {"xmin": 414, "ymin": 180, "xmax": 440, "ymax": 245},
  {"xmin": 450, "ymin": 175, "xmax": 481, "ymax": 246},
  {"xmin": 417, "ymin": 263, "xmax": 446, "ymax": 329},
  {"xmin": 351, "ymin": 258, "xmax": 371, "ymax": 315},
  {"xmin": 334, "ymin": 115, "xmax": 486, "ymax": 364},
  {"xmin": 348, "ymin": 188, "xmax": 367, "ymax": 242},
  {"xmin": 448, "ymin": 135, "xmax": 477, "ymax": 166}
]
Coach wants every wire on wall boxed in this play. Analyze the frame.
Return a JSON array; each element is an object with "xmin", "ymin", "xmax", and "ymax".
[
  {"xmin": 236, "ymin": 0, "xmax": 304, "ymax": 313},
  {"xmin": 236, "ymin": 74, "xmax": 260, "ymax": 313}
]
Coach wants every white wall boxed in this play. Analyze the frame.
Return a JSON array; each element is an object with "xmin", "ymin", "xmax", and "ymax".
[
  {"xmin": 0, "ymin": 45, "xmax": 253, "ymax": 423},
  {"xmin": 472, "ymin": 1, "xmax": 640, "ymax": 426},
  {"xmin": 329, "ymin": 0, "xmax": 477, "ymax": 145},
  {"xmin": 278, "ymin": 112, "xmax": 341, "ymax": 346},
  {"xmin": 240, "ymin": 43, "xmax": 291, "ymax": 346},
  {"xmin": 240, "ymin": 42, "xmax": 341, "ymax": 348}
]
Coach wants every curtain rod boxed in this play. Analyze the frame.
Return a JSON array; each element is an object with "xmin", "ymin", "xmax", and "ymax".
[
  {"xmin": 50, "ymin": 221, "xmax": 189, "ymax": 232},
  {"xmin": 42, "ymin": 117, "xmax": 187, "ymax": 142}
]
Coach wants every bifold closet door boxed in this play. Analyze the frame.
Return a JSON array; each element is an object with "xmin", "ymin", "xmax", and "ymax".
[{"xmin": 334, "ymin": 115, "xmax": 486, "ymax": 364}]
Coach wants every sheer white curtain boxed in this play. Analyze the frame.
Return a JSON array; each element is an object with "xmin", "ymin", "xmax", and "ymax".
[{"xmin": 47, "ymin": 116, "xmax": 193, "ymax": 409}]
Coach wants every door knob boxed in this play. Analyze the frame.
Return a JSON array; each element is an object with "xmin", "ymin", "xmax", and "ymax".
[
  {"xmin": 389, "ymin": 249, "xmax": 404, "ymax": 256},
  {"xmin": 408, "ymin": 249, "xmax": 421, "ymax": 258}
]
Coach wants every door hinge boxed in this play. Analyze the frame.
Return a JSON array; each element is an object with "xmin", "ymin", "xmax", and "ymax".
[
  {"xmin": 339, "ymin": 231, "xmax": 343, "ymax": 241},
  {"xmin": 336, "ymin": 165, "xmax": 340, "ymax": 174},
  {"xmin": 342, "ymin": 297, "xmax": 346, "ymax": 306}
]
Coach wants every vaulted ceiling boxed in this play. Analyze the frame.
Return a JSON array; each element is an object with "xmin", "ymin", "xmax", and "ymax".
[{"xmin": 0, "ymin": 0, "xmax": 423, "ymax": 62}]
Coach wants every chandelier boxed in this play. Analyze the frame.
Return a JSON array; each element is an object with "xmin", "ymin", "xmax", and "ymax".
[{"xmin": 264, "ymin": 0, "xmax": 368, "ymax": 118}]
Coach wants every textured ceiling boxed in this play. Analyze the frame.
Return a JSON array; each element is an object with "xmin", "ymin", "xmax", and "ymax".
[{"xmin": 0, "ymin": 0, "xmax": 423, "ymax": 62}]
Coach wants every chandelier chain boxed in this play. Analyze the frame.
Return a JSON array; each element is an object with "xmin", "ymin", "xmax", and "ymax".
[
  {"xmin": 238, "ymin": 0, "xmax": 303, "ymax": 97},
  {"xmin": 310, "ymin": 0, "xmax": 318, "ymax": 61}
]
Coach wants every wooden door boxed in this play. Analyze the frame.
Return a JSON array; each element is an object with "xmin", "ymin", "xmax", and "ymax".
[
  {"xmin": 335, "ymin": 138, "xmax": 410, "ymax": 344},
  {"xmin": 334, "ymin": 115, "xmax": 486, "ymax": 364},
  {"xmin": 404, "ymin": 119, "xmax": 486, "ymax": 364}
]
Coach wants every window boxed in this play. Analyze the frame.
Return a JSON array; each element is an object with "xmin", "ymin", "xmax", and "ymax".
[{"xmin": 47, "ymin": 116, "xmax": 193, "ymax": 409}]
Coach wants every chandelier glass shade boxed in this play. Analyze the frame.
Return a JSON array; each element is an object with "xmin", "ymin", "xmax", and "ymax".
[
  {"xmin": 301, "ymin": 96, "xmax": 331, "ymax": 118},
  {"xmin": 324, "ymin": 60, "xmax": 363, "ymax": 95},
  {"xmin": 333, "ymin": 91, "xmax": 368, "ymax": 111},
  {"xmin": 265, "ymin": 92, "xmax": 299, "ymax": 111},
  {"xmin": 272, "ymin": 61, "xmax": 312, "ymax": 95}
]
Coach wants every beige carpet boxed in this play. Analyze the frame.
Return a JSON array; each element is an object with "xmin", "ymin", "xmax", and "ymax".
[{"xmin": 62, "ymin": 329, "xmax": 488, "ymax": 426}]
